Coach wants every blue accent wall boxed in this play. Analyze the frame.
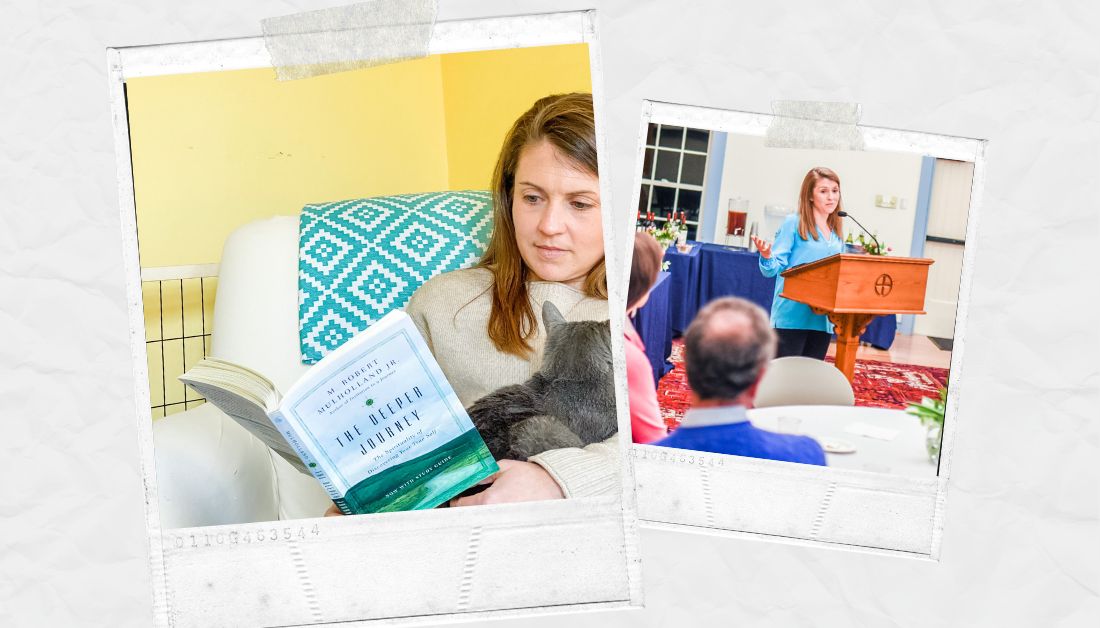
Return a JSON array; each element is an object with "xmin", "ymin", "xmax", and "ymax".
[
  {"xmin": 899, "ymin": 156, "xmax": 936, "ymax": 335},
  {"xmin": 698, "ymin": 131, "xmax": 727, "ymax": 243}
]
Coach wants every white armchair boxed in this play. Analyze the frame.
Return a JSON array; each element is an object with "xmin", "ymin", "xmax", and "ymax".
[{"xmin": 151, "ymin": 215, "xmax": 333, "ymax": 529}]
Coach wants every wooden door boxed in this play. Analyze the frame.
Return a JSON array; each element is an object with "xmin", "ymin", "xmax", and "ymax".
[{"xmin": 912, "ymin": 159, "xmax": 973, "ymax": 339}]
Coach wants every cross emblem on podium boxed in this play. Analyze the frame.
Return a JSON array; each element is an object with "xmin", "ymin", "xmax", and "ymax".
[{"xmin": 874, "ymin": 273, "xmax": 893, "ymax": 296}]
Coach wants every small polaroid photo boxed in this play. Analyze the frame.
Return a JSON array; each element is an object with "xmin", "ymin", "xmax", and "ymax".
[
  {"xmin": 627, "ymin": 100, "xmax": 985, "ymax": 559},
  {"xmin": 109, "ymin": 10, "xmax": 641, "ymax": 627}
]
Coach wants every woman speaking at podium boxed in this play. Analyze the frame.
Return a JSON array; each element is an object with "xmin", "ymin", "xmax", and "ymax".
[{"xmin": 750, "ymin": 167, "xmax": 845, "ymax": 360}]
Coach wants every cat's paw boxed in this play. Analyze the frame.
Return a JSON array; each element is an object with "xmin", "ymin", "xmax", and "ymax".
[{"xmin": 508, "ymin": 415, "xmax": 585, "ymax": 460}]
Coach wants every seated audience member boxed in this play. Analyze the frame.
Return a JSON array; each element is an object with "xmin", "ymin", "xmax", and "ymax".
[
  {"xmin": 625, "ymin": 232, "xmax": 669, "ymax": 444},
  {"xmin": 653, "ymin": 297, "xmax": 826, "ymax": 465}
]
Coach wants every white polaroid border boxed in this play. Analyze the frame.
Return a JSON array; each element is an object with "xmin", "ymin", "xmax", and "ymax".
[
  {"xmin": 629, "ymin": 100, "xmax": 985, "ymax": 560},
  {"xmin": 109, "ymin": 11, "xmax": 642, "ymax": 627}
]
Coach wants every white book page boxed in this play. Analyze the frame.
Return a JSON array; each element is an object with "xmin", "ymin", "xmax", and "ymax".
[{"xmin": 179, "ymin": 379, "xmax": 306, "ymax": 472}]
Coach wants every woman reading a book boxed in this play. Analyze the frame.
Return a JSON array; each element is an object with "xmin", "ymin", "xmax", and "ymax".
[
  {"xmin": 750, "ymin": 167, "xmax": 846, "ymax": 361},
  {"xmin": 325, "ymin": 93, "xmax": 619, "ymax": 514},
  {"xmin": 412, "ymin": 92, "xmax": 619, "ymax": 506}
]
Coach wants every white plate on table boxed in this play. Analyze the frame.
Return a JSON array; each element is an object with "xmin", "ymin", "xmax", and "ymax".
[{"xmin": 819, "ymin": 438, "xmax": 857, "ymax": 454}]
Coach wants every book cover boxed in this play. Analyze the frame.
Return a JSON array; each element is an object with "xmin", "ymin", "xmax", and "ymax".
[{"xmin": 182, "ymin": 311, "xmax": 499, "ymax": 515}]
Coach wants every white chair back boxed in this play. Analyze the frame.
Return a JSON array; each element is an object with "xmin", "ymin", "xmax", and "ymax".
[{"xmin": 753, "ymin": 356, "xmax": 855, "ymax": 408}]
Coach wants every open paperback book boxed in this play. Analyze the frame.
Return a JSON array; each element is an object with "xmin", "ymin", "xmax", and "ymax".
[{"xmin": 179, "ymin": 310, "xmax": 499, "ymax": 515}]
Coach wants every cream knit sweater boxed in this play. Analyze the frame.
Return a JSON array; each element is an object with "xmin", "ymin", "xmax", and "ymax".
[{"xmin": 405, "ymin": 267, "xmax": 622, "ymax": 499}]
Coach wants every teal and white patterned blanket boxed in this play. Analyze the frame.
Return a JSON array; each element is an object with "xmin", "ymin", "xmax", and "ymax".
[{"xmin": 298, "ymin": 190, "xmax": 493, "ymax": 364}]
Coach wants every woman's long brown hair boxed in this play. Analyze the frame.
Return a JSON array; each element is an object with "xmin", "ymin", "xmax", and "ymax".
[
  {"xmin": 628, "ymin": 232, "xmax": 664, "ymax": 311},
  {"xmin": 477, "ymin": 93, "xmax": 607, "ymax": 359},
  {"xmin": 796, "ymin": 167, "xmax": 845, "ymax": 241}
]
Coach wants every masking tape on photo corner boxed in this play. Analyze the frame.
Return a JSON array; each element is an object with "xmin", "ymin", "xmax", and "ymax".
[
  {"xmin": 261, "ymin": 0, "xmax": 438, "ymax": 81},
  {"xmin": 764, "ymin": 101, "xmax": 865, "ymax": 151}
]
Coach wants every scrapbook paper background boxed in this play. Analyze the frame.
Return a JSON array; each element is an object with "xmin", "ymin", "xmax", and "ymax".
[{"xmin": 1, "ymin": 1, "xmax": 1096, "ymax": 627}]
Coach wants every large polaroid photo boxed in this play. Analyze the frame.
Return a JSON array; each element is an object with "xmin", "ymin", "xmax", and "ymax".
[
  {"xmin": 628, "ymin": 101, "xmax": 984, "ymax": 558},
  {"xmin": 110, "ymin": 11, "xmax": 642, "ymax": 627}
]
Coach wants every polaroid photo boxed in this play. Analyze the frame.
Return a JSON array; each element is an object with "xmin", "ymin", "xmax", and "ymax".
[
  {"xmin": 626, "ymin": 100, "xmax": 985, "ymax": 559},
  {"xmin": 109, "ymin": 10, "xmax": 642, "ymax": 627}
]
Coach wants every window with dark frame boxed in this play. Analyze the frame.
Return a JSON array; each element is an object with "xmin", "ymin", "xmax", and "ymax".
[{"xmin": 639, "ymin": 123, "xmax": 712, "ymax": 241}]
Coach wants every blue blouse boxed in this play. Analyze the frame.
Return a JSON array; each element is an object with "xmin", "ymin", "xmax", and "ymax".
[{"xmin": 759, "ymin": 213, "xmax": 844, "ymax": 332}]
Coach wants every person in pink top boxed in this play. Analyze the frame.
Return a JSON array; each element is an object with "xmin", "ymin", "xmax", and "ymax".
[{"xmin": 625, "ymin": 233, "xmax": 669, "ymax": 444}]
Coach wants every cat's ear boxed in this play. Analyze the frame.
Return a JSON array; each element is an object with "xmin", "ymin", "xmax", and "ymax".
[{"xmin": 542, "ymin": 301, "xmax": 566, "ymax": 333}]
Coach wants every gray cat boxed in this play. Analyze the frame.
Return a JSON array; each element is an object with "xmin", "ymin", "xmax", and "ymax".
[{"xmin": 467, "ymin": 301, "xmax": 617, "ymax": 462}]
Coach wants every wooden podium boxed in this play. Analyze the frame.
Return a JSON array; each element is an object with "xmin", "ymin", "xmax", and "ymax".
[{"xmin": 780, "ymin": 254, "xmax": 933, "ymax": 383}]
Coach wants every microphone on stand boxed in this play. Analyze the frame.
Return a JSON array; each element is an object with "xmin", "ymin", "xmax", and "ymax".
[{"xmin": 837, "ymin": 211, "xmax": 880, "ymax": 250}]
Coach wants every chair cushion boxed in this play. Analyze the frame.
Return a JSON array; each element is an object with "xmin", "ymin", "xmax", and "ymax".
[{"xmin": 298, "ymin": 190, "xmax": 493, "ymax": 363}]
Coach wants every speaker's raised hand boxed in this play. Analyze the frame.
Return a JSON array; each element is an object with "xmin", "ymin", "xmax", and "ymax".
[{"xmin": 751, "ymin": 235, "xmax": 772, "ymax": 259}]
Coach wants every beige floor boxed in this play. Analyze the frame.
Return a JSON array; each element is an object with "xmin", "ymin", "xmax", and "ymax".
[{"xmin": 826, "ymin": 334, "xmax": 952, "ymax": 369}]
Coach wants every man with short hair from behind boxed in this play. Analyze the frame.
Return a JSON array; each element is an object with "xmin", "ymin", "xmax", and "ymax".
[{"xmin": 652, "ymin": 297, "xmax": 826, "ymax": 465}]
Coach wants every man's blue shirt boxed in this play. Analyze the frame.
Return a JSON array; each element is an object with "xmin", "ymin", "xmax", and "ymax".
[{"xmin": 653, "ymin": 405, "xmax": 826, "ymax": 466}]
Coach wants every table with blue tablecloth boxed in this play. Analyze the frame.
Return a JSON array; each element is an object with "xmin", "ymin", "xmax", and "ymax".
[
  {"xmin": 639, "ymin": 244, "xmax": 897, "ymax": 383},
  {"xmin": 631, "ymin": 271, "xmax": 673, "ymax": 386},
  {"xmin": 696, "ymin": 244, "xmax": 896, "ymax": 349},
  {"xmin": 662, "ymin": 242, "xmax": 703, "ymax": 334}
]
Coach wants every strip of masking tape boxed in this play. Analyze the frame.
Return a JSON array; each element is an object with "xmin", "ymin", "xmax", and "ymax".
[
  {"xmin": 261, "ymin": 0, "xmax": 438, "ymax": 81},
  {"xmin": 764, "ymin": 101, "xmax": 865, "ymax": 150}
]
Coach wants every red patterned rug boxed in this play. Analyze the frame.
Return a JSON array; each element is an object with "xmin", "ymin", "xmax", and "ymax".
[{"xmin": 656, "ymin": 339, "xmax": 949, "ymax": 430}]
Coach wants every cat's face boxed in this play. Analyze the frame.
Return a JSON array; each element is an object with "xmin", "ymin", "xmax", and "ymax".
[{"xmin": 540, "ymin": 318, "xmax": 613, "ymax": 381}]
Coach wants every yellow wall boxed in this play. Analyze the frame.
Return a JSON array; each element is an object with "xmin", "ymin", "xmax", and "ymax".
[
  {"xmin": 128, "ymin": 57, "xmax": 451, "ymax": 268},
  {"xmin": 127, "ymin": 44, "xmax": 592, "ymax": 268},
  {"xmin": 439, "ymin": 44, "xmax": 593, "ymax": 190}
]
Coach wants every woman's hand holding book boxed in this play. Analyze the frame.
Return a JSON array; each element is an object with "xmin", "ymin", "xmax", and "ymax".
[
  {"xmin": 322, "ymin": 459, "xmax": 564, "ymax": 516},
  {"xmin": 449, "ymin": 460, "xmax": 564, "ymax": 507}
]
